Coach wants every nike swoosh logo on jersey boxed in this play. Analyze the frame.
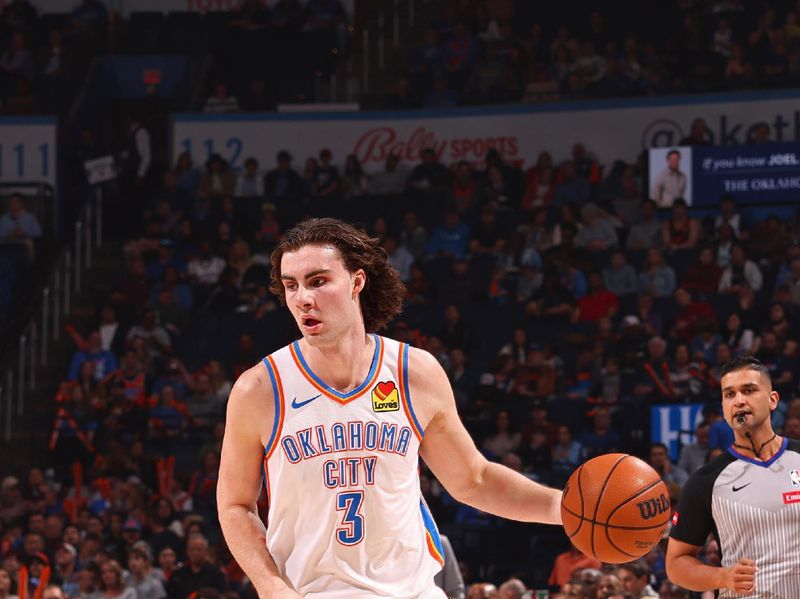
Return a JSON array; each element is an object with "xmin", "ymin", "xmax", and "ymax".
[
  {"xmin": 732, "ymin": 482, "xmax": 752, "ymax": 492},
  {"xmin": 291, "ymin": 394, "xmax": 321, "ymax": 409}
]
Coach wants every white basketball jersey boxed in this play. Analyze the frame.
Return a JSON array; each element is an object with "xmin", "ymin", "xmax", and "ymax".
[{"xmin": 262, "ymin": 335, "xmax": 446, "ymax": 598}]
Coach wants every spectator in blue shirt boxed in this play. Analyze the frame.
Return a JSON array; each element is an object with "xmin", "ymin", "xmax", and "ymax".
[
  {"xmin": 639, "ymin": 248, "xmax": 676, "ymax": 297},
  {"xmin": 427, "ymin": 210, "xmax": 470, "ymax": 259},
  {"xmin": 67, "ymin": 331, "xmax": 118, "ymax": 382},
  {"xmin": 0, "ymin": 194, "xmax": 42, "ymax": 241}
]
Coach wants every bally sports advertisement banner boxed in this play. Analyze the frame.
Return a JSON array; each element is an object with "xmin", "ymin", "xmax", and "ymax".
[{"xmin": 173, "ymin": 89, "xmax": 800, "ymax": 176}]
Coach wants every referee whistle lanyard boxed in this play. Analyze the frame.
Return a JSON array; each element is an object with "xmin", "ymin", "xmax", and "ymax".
[
  {"xmin": 17, "ymin": 565, "xmax": 50, "ymax": 599},
  {"xmin": 644, "ymin": 360, "xmax": 675, "ymax": 398}
]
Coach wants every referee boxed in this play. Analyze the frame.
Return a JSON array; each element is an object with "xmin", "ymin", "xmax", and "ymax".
[{"xmin": 666, "ymin": 356, "xmax": 800, "ymax": 598}]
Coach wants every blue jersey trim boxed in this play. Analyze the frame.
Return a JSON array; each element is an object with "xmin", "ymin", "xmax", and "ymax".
[
  {"xmin": 402, "ymin": 343, "xmax": 423, "ymax": 438},
  {"xmin": 727, "ymin": 436, "xmax": 787, "ymax": 467},
  {"xmin": 291, "ymin": 334, "xmax": 381, "ymax": 400},
  {"xmin": 419, "ymin": 499, "xmax": 444, "ymax": 558},
  {"xmin": 262, "ymin": 357, "xmax": 282, "ymax": 457}
]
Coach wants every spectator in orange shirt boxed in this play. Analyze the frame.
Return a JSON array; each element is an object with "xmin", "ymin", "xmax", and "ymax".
[{"xmin": 548, "ymin": 544, "xmax": 602, "ymax": 589}]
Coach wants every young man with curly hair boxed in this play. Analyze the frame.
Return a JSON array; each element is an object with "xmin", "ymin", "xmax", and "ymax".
[{"xmin": 218, "ymin": 218, "xmax": 563, "ymax": 598}]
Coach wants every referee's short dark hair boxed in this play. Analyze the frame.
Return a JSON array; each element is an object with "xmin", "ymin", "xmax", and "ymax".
[{"xmin": 719, "ymin": 356, "xmax": 771, "ymax": 381}]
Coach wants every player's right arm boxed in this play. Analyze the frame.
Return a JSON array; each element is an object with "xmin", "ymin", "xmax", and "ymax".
[
  {"xmin": 665, "ymin": 462, "xmax": 755, "ymax": 595},
  {"xmin": 217, "ymin": 365, "xmax": 301, "ymax": 599},
  {"xmin": 666, "ymin": 539, "xmax": 755, "ymax": 595}
]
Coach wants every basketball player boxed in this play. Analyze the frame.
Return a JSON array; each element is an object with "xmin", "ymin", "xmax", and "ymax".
[
  {"xmin": 217, "ymin": 219, "xmax": 563, "ymax": 598},
  {"xmin": 666, "ymin": 356, "xmax": 800, "ymax": 598}
]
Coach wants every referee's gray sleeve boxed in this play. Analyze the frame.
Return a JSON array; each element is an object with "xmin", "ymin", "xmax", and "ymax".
[{"xmin": 434, "ymin": 535, "xmax": 465, "ymax": 599}]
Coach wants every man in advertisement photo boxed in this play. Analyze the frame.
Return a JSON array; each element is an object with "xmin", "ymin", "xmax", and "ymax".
[{"xmin": 652, "ymin": 149, "xmax": 688, "ymax": 208}]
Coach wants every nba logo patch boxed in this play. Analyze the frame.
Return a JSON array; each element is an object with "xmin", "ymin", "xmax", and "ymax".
[
  {"xmin": 672, "ymin": 512, "xmax": 679, "ymax": 526},
  {"xmin": 371, "ymin": 381, "xmax": 399, "ymax": 412},
  {"xmin": 790, "ymin": 469, "xmax": 800, "ymax": 488}
]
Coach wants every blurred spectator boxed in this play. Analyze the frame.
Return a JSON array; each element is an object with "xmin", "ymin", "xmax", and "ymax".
[
  {"xmin": 579, "ymin": 408, "xmax": 621, "ymax": 458},
  {"xmin": 118, "ymin": 110, "xmax": 152, "ymax": 186},
  {"xmin": 649, "ymin": 442, "xmax": 689, "ymax": 486},
  {"xmin": 203, "ymin": 81, "xmax": 240, "ymax": 113},
  {"xmin": 715, "ymin": 195, "xmax": 745, "ymax": 239},
  {"xmin": 271, "ymin": 0, "xmax": 303, "ymax": 30},
  {"xmin": 428, "ymin": 210, "xmax": 470, "ymax": 259},
  {"xmin": 198, "ymin": 155, "xmax": 236, "ymax": 201},
  {"xmin": 0, "ymin": 32, "xmax": 35, "ymax": 84},
  {"xmin": 679, "ymin": 118, "xmax": 712, "ymax": 145},
  {"xmin": 126, "ymin": 309, "xmax": 172, "ymax": 364},
  {"xmin": 678, "ymin": 422, "xmax": 710, "ymax": 475},
  {"xmin": 603, "ymin": 250, "xmax": 638, "ymax": 297},
  {"xmin": 264, "ymin": 150, "xmax": 303, "ymax": 216},
  {"xmin": 627, "ymin": 199, "xmax": 661, "ymax": 251},
  {"xmin": 173, "ymin": 152, "xmax": 201, "ymax": 196},
  {"xmin": 1, "ymin": 0, "xmax": 38, "ymax": 33},
  {"xmin": 230, "ymin": 0, "xmax": 270, "ymax": 31},
  {"xmin": 442, "ymin": 22, "xmax": 479, "ymax": 86},
  {"xmin": 670, "ymin": 287, "xmax": 714, "ymax": 343},
  {"xmin": 303, "ymin": 0, "xmax": 346, "ymax": 32},
  {"xmin": 125, "ymin": 542, "xmax": 166, "ymax": 599},
  {"xmin": 575, "ymin": 204, "xmax": 618, "ymax": 251},
  {"xmin": 342, "ymin": 154, "xmax": 368, "ymax": 199},
  {"xmin": 235, "ymin": 157, "xmax": 264, "ymax": 198},
  {"xmin": 482, "ymin": 410, "xmax": 521, "ymax": 460},
  {"xmin": 617, "ymin": 561, "xmax": 659, "ymax": 599},
  {"xmin": 548, "ymin": 545, "xmax": 601, "ymax": 588},
  {"xmin": 68, "ymin": 331, "xmax": 118, "ymax": 382},
  {"xmin": 167, "ymin": 534, "xmax": 226, "ymax": 599},
  {"xmin": 383, "ymin": 235, "xmax": 413, "ymax": 282},
  {"xmin": 368, "ymin": 154, "xmax": 408, "ymax": 196},
  {"xmin": 0, "ymin": 193, "xmax": 42, "ymax": 241},
  {"xmin": 662, "ymin": 199, "xmax": 700, "ymax": 251},
  {"xmin": 553, "ymin": 161, "xmax": 590, "ymax": 206},
  {"xmin": 572, "ymin": 272, "xmax": 618, "ymax": 323},
  {"xmin": 681, "ymin": 246, "xmax": 722, "ymax": 295},
  {"xmin": 408, "ymin": 149, "xmax": 450, "ymax": 197},
  {"xmin": 639, "ymin": 249, "xmax": 676, "ymax": 297},
  {"xmin": 719, "ymin": 245, "xmax": 763, "ymax": 294},
  {"xmin": 96, "ymin": 559, "xmax": 136, "ymax": 599},
  {"xmin": 314, "ymin": 148, "xmax": 340, "ymax": 200},
  {"xmin": 189, "ymin": 241, "xmax": 226, "ymax": 287}
]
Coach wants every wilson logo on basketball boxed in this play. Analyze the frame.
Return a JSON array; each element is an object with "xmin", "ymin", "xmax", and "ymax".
[
  {"xmin": 371, "ymin": 381, "xmax": 400, "ymax": 412},
  {"xmin": 635, "ymin": 494, "xmax": 670, "ymax": 520}
]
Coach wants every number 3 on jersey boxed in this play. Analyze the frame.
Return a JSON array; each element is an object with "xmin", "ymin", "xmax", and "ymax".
[{"xmin": 336, "ymin": 491, "xmax": 364, "ymax": 545}]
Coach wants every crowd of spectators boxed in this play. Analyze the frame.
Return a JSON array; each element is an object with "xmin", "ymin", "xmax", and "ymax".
[
  {"xmin": 0, "ymin": 0, "xmax": 110, "ymax": 115},
  {"xmin": 0, "ymin": 127, "xmax": 794, "ymax": 597},
  {"xmin": 372, "ymin": 0, "xmax": 800, "ymax": 108}
]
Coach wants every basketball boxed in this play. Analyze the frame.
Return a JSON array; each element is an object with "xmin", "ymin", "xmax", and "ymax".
[{"xmin": 561, "ymin": 453, "xmax": 671, "ymax": 564}]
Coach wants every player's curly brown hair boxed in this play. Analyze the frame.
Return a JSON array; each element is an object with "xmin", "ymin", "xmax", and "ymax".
[{"xmin": 269, "ymin": 218, "xmax": 404, "ymax": 332}]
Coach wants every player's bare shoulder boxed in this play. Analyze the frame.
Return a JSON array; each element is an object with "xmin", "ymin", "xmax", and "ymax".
[
  {"xmin": 227, "ymin": 361, "xmax": 276, "ymax": 447},
  {"xmin": 404, "ymin": 345, "xmax": 457, "ymax": 429}
]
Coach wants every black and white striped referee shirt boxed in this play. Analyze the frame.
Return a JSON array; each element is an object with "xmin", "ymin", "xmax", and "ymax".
[{"xmin": 670, "ymin": 438, "xmax": 800, "ymax": 598}]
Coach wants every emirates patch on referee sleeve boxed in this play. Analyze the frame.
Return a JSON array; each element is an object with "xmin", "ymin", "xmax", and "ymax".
[{"xmin": 782, "ymin": 491, "xmax": 800, "ymax": 504}]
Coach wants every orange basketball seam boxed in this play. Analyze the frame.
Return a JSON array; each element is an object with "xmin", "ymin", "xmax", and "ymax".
[
  {"xmin": 590, "ymin": 454, "xmax": 629, "ymax": 559},
  {"xmin": 565, "ymin": 463, "xmax": 587, "ymax": 538},
  {"xmin": 562, "ymin": 504, "xmax": 670, "ymax": 531}
]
